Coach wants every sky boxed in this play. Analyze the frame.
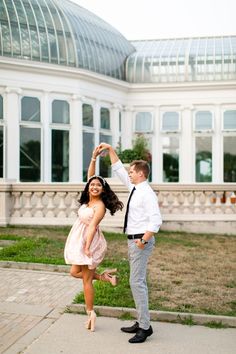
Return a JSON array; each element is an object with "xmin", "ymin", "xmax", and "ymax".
[{"xmin": 70, "ymin": 0, "xmax": 236, "ymax": 40}]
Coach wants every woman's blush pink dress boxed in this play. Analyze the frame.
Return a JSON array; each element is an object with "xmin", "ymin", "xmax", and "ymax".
[{"xmin": 64, "ymin": 204, "xmax": 107, "ymax": 269}]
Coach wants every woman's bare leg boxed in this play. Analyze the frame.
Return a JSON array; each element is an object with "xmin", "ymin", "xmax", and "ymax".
[
  {"xmin": 70, "ymin": 265, "xmax": 101, "ymax": 280},
  {"xmin": 81, "ymin": 265, "xmax": 95, "ymax": 311}
]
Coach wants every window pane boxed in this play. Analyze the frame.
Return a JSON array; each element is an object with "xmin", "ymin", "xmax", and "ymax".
[
  {"xmin": 83, "ymin": 132, "xmax": 95, "ymax": 181},
  {"xmin": 195, "ymin": 111, "xmax": 212, "ymax": 130},
  {"xmin": 0, "ymin": 126, "xmax": 3, "ymax": 177},
  {"xmin": 20, "ymin": 127, "xmax": 41, "ymax": 181},
  {"xmin": 195, "ymin": 137, "xmax": 212, "ymax": 182},
  {"xmin": 52, "ymin": 130, "xmax": 69, "ymax": 182},
  {"xmin": 21, "ymin": 97, "xmax": 40, "ymax": 122},
  {"xmin": 83, "ymin": 104, "xmax": 93, "ymax": 127},
  {"xmin": 99, "ymin": 133, "xmax": 112, "ymax": 177},
  {"xmin": 0, "ymin": 95, "xmax": 3, "ymax": 119},
  {"xmin": 163, "ymin": 136, "xmax": 179, "ymax": 182},
  {"xmin": 100, "ymin": 108, "xmax": 110, "ymax": 129},
  {"xmin": 52, "ymin": 100, "xmax": 69, "ymax": 124},
  {"xmin": 224, "ymin": 136, "xmax": 236, "ymax": 182},
  {"xmin": 224, "ymin": 110, "xmax": 236, "ymax": 130},
  {"xmin": 162, "ymin": 112, "xmax": 179, "ymax": 131},
  {"xmin": 135, "ymin": 112, "xmax": 152, "ymax": 132}
]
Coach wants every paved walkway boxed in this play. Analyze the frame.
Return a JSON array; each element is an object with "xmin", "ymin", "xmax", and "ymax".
[{"xmin": 0, "ymin": 267, "xmax": 235, "ymax": 354}]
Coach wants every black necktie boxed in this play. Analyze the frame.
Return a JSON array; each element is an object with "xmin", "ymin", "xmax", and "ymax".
[{"xmin": 123, "ymin": 187, "xmax": 136, "ymax": 233}]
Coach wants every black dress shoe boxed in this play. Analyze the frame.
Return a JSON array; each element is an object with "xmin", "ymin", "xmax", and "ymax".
[
  {"xmin": 128, "ymin": 326, "xmax": 153, "ymax": 343},
  {"xmin": 120, "ymin": 321, "xmax": 139, "ymax": 333}
]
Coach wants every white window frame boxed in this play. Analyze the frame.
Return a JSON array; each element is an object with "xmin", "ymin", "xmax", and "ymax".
[
  {"xmin": 20, "ymin": 95, "xmax": 42, "ymax": 182},
  {"xmin": 194, "ymin": 110, "xmax": 214, "ymax": 133},
  {"xmin": 161, "ymin": 111, "xmax": 181, "ymax": 133},
  {"xmin": 222, "ymin": 109, "xmax": 236, "ymax": 132},
  {"xmin": 134, "ymin": 111, "xmax": 153, "ymax": 133}
]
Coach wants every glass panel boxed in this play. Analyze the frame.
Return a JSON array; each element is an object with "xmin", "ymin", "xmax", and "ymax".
[
  {"xmin": 99, "ymin": 133, "xmax": 112, "ymax": 177},
  {"xmin": 162, "ymin": 112, "xmax": 179, "ymax": 131},
  {"xmin": 20, "ymin": 127, "xmax": 41, "ymax": 182},
  {"xmin": 21, "ymin": 97, "xmax": 40, "ymax": 122},
  {"xmin": 51, "ymin": 130, "xmax": 69, "ymax": 182},
  {"xmin": 83, "ymin": 131, "xmax": 94, "ymax": 181},
  {"xmin": 195, "ymin": 137, "xmax": 212, "ymax": 182},
  {"xmin": 162, "ymin": 136, "xmax": 179, "ymax": 182},
  {"xmin": 0, "ymin": 95, "xmax": 3, "ymax": 119},
  {"xmin": 135, "ymin": 112, "xmax": 152, "ymax": 132},
  {"xmin": 195, "ymin": 111, "xmax": 212, "ymax": 130},
  {"xmin": 224, "ymin": 136, "xmax": 236, "ymax": 182},
  {"xmin": 0, "ymin": 126, "xmax": 3, "ymax": 177},
  {"xmin": 82, "ymin": 104, "xmax": 93, "ymax": 127},
  {"xmin": 52, "ymin": 100, "xmax": 69, "ymax": 124},
  {"xmin": 224, "ymin": 110, "xmax": 236, "ymax": 130},
  {"xmin": 100, "ymin": 108, "xmax": 110, "ymax": 129}
]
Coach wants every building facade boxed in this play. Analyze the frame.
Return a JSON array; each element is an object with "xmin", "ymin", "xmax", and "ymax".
[
  {"xmin": 0, "ymin": 0, "xmax": 236, "ymax": 185},
  {"xmin": 0, "ymin": 0, "xmax": 235, "ymax": 232}
]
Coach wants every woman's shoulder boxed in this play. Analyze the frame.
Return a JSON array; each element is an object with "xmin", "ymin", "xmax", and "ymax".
[{"xmin": 93, "ymin": 200, "xmax": 106, "ymax": 210}]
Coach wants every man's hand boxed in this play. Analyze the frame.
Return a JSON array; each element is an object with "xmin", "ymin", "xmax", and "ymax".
[{"xmin": 135, "ymin": 239, "xmax": 145, "ymax": 249}]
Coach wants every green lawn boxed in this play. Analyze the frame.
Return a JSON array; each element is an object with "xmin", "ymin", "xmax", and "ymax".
[{"xmin": 0, "ymin": 226, "xmax": 235, "ymax": 317}]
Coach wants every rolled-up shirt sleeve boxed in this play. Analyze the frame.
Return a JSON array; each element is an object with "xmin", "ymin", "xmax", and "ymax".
[
  {"xmin": 112, "ymin": 160, "xmax": 133, "ymax": 191},
  {"xmin": 143, "ymin": 191, "xmax": 162, "ymax": 233}
]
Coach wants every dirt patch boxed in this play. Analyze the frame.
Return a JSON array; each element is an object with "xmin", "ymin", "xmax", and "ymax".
[{"xmin": 106, "ymin": 233, "xmax": 236, "ymax": 315}]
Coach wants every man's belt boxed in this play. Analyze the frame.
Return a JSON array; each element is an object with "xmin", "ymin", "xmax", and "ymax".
[{"xmin": 127, "ymin": 234, "xmax": 144, "ymax": 239}]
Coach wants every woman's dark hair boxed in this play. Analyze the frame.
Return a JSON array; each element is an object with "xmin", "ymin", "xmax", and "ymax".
[{"xmin": 79, "ymin": 176, "xmax": 123, "ymax": 215}]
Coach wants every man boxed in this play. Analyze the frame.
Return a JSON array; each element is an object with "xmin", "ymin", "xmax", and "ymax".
[{"xmin": 98, "ymin": 143, "xmax": 162, "ymax": 344}]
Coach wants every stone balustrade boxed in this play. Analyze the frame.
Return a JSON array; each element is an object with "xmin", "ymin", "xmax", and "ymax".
[{"xmin": 0, "ymin": 182, "xmax": 235, "ymax": 234}]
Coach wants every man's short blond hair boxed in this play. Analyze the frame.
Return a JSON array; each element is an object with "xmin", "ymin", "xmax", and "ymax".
[{"xmin": 130, "ymin": 160, "xmax": 150, "ymax": 178}]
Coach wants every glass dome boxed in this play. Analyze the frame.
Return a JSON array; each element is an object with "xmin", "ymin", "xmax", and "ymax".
[
  {"xmin": 126, "ymin": 36, "xmax": 236, "ymax": 83},
  {"xmin": 0, "ymin": 0, "xmax": 135, "ymax": 80}
]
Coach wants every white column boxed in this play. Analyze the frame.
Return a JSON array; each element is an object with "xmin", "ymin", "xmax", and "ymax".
[
  {"xmin": 110, "ymin": 104, "xmax": 121, "ymax": 149},
  {"xmin": 5, "ymin": 87, "xmax": 22, "ymax": 181},
  {"xmin": 69, "ymin": 95, "xmax": 84, "ymax": 182},
  {"xmin": 41, "ymin": 92, "xmax": 50, "ymax": 182},
  {"xmin": 93, "ymin": 100, "xmax": 100, "ymax": 174},
  {"xmin": 122, "ymin": 106, "xmax": 133, "ymax": 149},
  {"xmin": 152, "ymin": 106, "xmax": 162, "ymax": 183},
  {"xmin": 180, "ymin": 106, "xmax": 194, "ymax": 183},
  {"xmin": 213, "ymin": 105, "xmax": 222, "ymax": 183}
]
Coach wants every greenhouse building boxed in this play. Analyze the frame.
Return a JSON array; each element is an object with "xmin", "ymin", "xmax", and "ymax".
[{"xmin": 0, "ymin": 0, "xmax": 235, "ymax": 233}]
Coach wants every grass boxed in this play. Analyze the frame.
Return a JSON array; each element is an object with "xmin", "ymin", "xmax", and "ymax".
[{"xmin": 0, "ymin": 226, "xmax": 236, "ymax": 317}]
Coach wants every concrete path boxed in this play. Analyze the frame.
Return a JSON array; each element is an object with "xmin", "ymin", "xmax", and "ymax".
[{"xmin": 0, "ymin": 268, "xmax": 235, "ymax": 354}]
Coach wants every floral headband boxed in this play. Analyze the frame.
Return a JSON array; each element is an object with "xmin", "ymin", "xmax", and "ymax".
[{"xmin": 87, "ymin": 175, "xmax": 106, "ymax": 186}]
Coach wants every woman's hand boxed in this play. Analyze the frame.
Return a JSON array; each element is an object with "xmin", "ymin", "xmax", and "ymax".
[
  {"xmin": 84, "ymin": 246, "xmax": 92, "ymax": 258},
  {"xmin": 92, "ymin": 146, "xmax": 100, "ymax": 160}
]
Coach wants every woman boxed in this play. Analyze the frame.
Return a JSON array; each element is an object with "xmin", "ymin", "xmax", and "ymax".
[{"xmin": 64, "ymin": 147, "xmax": 123, "ymax": 331}]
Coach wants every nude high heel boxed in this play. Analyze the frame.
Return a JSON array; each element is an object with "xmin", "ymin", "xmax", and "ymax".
[
  {"xmin": 100, "ymin": 271, "xmax": 118, "ymax": 286},
  {"xmin": 85, "ymin": 310, "xmax": 96, "ymax": 332}
]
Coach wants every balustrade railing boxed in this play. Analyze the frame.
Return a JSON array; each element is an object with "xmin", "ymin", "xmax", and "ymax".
[{"xmin": 0, "ymin": 182, "xmax": 235, "ymax": 233}]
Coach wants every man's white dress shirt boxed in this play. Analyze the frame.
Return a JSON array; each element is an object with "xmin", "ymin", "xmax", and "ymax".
[{"xmin": 112, "ymin": 160, "xmax": 162, "ymax": 235}]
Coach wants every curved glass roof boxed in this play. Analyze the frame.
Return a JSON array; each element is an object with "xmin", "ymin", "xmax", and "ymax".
[
  {"xmin": 0, "ymin": 0, "xmax": 134, "ymax": 80},
  {"xmin": 126, "ymin": 36, "xmax": 236, "ymax": 83}
]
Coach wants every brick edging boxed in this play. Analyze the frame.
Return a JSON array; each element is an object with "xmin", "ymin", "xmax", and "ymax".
[
  {"xmin": 0, "ymin": 261, "xmax": 70, "ymax": 273},
  {"xmin": 67, "ymin": 304, "xmax": 236, "ymax": 328}
]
